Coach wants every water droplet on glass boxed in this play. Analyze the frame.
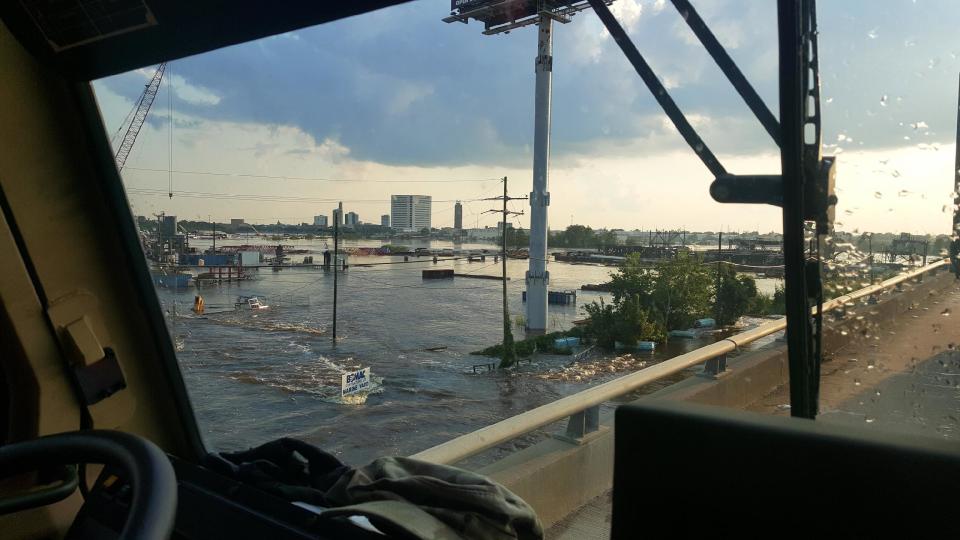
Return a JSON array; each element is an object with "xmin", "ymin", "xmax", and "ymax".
[
  {"xmin": 854, "ymin": 378, "xmax": 862, "ymax": 386},
  {"xmin": 865, "ymin": 416, "xmax": 876, "ymax": 424},
  {"xmin": 904, "ymin": 39, "xmax": 917, "ymax": 47},
  {"xmin": 875, "ymin": 192, "xmax": 883, "ymax": 199},
  {"xmin": 880, "ymin": 94, "xmax": 889, "ymax": 106},
  {"xmin": 826, "ymin": 97, "xmax": 834, "ymax": 104},
  {"xmin": 899, "ymin": 189, "xmax": 910, "ymax": 197},
  {"xmin": 911, "ymin": 121, "xmax": 929, "ymax": 130},
  {"xmin": 867, "ymin": 28, "xmax": 878, "ymax": 39},
  {"xmin": 941, "ymin": 308, "xmax": 951, "ymax": 316}
]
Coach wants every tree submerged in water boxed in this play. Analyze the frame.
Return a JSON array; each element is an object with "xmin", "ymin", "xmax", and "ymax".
[
  {"xmin": 584, "ymin": 252, "xmax": 776, "ymax": 349},
  {"xmin": 715, "ymin": 263, "xmax": 759, "ymax": 326},
  {"xmin": 583, "ymin": 296, "xmax": 664, "ymax": 349}
]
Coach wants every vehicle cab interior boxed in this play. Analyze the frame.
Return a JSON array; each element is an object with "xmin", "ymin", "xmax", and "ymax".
[{"xmin": 1, "ymin": 1, "xmax": 959, "ymax": 538}]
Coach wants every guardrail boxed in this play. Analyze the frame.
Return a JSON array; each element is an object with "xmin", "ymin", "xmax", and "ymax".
[{"xmin": 411, "ymin": 260, "xmax": 948, "ymax": 464}]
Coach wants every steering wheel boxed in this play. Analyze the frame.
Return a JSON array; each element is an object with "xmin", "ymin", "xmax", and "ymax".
[{"xmin": 0, "ymin": 430, "xmax": 177, "ymax": 540}]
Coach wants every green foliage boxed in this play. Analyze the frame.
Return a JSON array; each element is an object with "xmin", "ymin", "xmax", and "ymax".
[
  {"xmin": 714, "ymin": 264, "xmax": 759, "ymax": 325},
  {"xmin": 588, "ymin": 253, "xmax": 774, "ymax": 345},
  {"xmin": 472, "ymin": 331, "xmax": 578, "ymax": 358},
  {"xmin": 552, "ymin": 225, "xmax": 596, "ymax": 248},
  {"xmin": 583, "ymin": 297, "xmax": 664, "ymax": 350},
  {"xmin": 608, "ymin": 253, "xmax": 655, "ymax": 306},
  {"xmin": 648, "ymin": 253, "xmax": 714, "ymax": 330},
  {"xmin": 733, "ymin": 281, "xmax": 787, "ymax": 318}
]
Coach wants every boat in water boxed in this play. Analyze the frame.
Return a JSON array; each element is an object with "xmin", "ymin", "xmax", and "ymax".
[{"xmin": 235, "ymin": 295, "xmax": 269, "ymax": 310}]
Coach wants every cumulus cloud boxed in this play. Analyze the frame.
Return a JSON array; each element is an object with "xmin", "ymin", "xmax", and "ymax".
[{"xmin": 610, "ymin": 0, "xmax": 644, "ymax": 30}]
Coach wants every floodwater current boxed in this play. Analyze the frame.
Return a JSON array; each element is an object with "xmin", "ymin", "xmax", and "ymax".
[{"xmin": 157, "ymin": 238, "xmax": 782, "ymax": 465}]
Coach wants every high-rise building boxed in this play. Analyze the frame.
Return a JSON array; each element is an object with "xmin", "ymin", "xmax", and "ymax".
[
  {"xmin": 345, "ymin": 212, "xmax": 359, "ymax": 227},
  {"xmin": 391, "ymin": 195, "xmax": 431, "ymax": 232},
  {"xmin": 332, "ymin": 207, "xmax": 343, "ymax": 227},
  {"xmin": 381, "ymin": 214, "xmax": 390, "ymax": 227},
  {"xmin": 454, "ymin": 201, "xmax": 463, "ymax": 230},
  {"xmin": 313, "ymin": 215, "xmax": 328, "ymax": 227}
]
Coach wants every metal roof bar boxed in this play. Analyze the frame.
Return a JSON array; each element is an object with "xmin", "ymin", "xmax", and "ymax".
[
  {"xmin": 587, "ymin": 0, "xmax": 728, "ymax": 178},
  {"xmin": 669, "ymin": 0, "xmax": 782, "ymax": 147}
]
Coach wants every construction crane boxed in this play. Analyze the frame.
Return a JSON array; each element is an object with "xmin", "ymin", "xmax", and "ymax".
[{"xmin": 114, "ymin": 62, "xmax": 166, "ymax": 174}]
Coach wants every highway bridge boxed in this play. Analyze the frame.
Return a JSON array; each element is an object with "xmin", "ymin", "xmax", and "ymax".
[{"xmin": 410, "ymin": 262, "xmax": 957, "ymax": 538}]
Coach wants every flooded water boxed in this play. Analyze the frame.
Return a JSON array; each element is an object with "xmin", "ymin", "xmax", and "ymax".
[{"xmin": 160, "ymin": 238, "xmax": 782, "ymax": 464}]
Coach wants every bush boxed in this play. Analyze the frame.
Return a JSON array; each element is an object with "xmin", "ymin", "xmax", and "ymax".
[
  {"xmin": 714, "ymin": 264, "xmax": 759, "ymax": 325},
  {"xmin": 583, "ymin": 297, "xmax": 664, "ymax": 350},
  {"xmin": 471, "ymin": 331, "xmax": 577, "ymax": 358}
]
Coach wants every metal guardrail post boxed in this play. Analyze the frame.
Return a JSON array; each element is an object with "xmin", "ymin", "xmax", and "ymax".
[
  {"xmin": 700, "ymin": 353, "xmax": 727, "ymax": 378},
  {"xmin": 564, "ymin": 405, "xmax": 600, "ymax": 440}
]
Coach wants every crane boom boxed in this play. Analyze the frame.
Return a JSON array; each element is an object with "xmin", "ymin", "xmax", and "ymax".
[{"xmin": 114, "ymin": 62, "xmax": 166, "ymax": 172}]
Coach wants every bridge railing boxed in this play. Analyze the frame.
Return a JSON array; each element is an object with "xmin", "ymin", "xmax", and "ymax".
[{"xmin": 411, "ymin": 260, "xmax": 947, "ymax": 465}]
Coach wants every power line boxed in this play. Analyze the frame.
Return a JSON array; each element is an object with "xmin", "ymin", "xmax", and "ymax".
[
  {"xmin": 126, "ymin": 188, "xmax": 484, "ymax": 205},
  {"xmin": 124, "ymin": 167, "xmax": 499, "ymax": 184}
]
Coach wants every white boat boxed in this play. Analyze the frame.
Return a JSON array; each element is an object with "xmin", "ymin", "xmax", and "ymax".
[{"xmin": 235, "ymin": 295, "xmax": 269, "ymax": 310}]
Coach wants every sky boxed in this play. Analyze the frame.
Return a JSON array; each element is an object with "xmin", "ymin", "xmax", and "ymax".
[{"xmin": 93, "ymin": 0, "xmax": 960, "ymax": 234}]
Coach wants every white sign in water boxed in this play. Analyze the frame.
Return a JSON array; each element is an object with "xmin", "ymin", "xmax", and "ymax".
[{"xmin": 341, "ymin": 367, "xmax": 371, "ymax": 397}]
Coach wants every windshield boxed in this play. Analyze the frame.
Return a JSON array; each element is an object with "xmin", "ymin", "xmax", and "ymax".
[{"xmin": 92, "ymin": 0, "xmax": 959, "ymax": 473}]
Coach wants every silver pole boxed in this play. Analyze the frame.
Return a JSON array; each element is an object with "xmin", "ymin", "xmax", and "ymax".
[{"xmin": 525, "ymin": 13, "xmax": 553, "ymax": 334}]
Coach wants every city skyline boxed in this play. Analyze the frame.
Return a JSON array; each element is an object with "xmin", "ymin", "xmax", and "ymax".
[{"xmin": 96, "ymin": 0, "xmax": 960, "ymax": 235}]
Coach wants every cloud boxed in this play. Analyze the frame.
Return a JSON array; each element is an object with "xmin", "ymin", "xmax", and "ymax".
[
  {"xmin": 132, "ymin": 67, "xmax": 221, "ymax": 106},
  {"xmin": 93, "ymin": 0, "xmax": 960, "ymax": 236},
  {"xmin": 610, "ymin": 0, "xmax": 644, "ymax": 30},
  {"xmin": 387, "ymin": 81, "xmax": 436, "ymax": 115}
]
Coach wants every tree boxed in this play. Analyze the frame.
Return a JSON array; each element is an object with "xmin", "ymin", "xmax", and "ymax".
[
  {"xmin": 583, "ymin": 297, "xmax": 664, "ymax": 349},
  {"xmin": 714, "ymin": 264, "xmax": 759, "ymax": 325},
  {"xmin": 596, "ymin": 230, "xmax": 618, "ymax": 248},
  {"xmin": 608, "ymin": 253, "xmax": 655, "ymax": 306},
  {"xmin": 559, "ymin": 224, "xmax": 595, "ymax": 248},
  {"xmin": 649, "ymin": 253, "xmax": 713, "ymax": 330}
]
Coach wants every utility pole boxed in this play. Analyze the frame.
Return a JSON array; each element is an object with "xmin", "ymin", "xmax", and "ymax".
[
  {"xmin": 484, "ymin": 177, "xmax": 527, "ymax": 368},
  {"xmin": 210, "ymin": 215, "xmax": 216, "ymax": 253},
  {"xmin": 716, "ymin": 231, "xmax": 723, "ymax": 320},
  {"xmin": 333, "ymin": 201, "xmax": 341, "ymax": 344}
]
